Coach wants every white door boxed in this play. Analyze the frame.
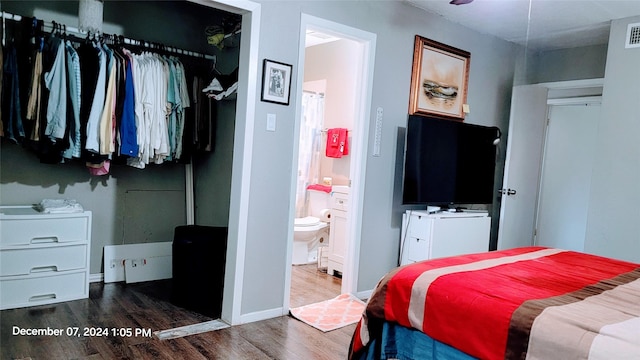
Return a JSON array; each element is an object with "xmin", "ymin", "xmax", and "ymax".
[
  {"xmin": 535, "ymin": 103, "xmax": 600, "ymax": 251},
  {"xmin": 497, "ymin": 85, "xmax": 549, "ymax": 250}
]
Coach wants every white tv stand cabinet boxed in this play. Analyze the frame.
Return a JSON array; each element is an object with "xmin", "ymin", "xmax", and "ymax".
[{"xmin": 400, "ymin": 210, "xmax": 490, "ymax": 266}]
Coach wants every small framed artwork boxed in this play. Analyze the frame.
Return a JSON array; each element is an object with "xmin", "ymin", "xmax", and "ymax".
[
  {"xmin": 261, "ymin": 59, "xmax": 293, "ymax": 105},
  {"xmin": 408, "ymin": 35, "xmax": 471, "ymax": 121}
]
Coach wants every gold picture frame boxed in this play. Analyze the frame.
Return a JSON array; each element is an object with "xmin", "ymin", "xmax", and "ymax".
[{"xmin": 408, "ymin": 35, "xmax": 470, "ymax": 121}]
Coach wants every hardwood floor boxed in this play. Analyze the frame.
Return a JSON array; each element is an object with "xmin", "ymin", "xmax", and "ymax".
[
  {"xmin": 1, "ymin": 265, "xmax": 354, "ymax": 359},
  {"xmin": 289, "ymin": 264, "xmax": 342, "ymax": 308}
]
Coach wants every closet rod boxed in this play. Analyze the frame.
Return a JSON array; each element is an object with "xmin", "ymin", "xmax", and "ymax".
[{"xmin": 1, "ymin": 11, "xmax": 216, "ymax": 61}]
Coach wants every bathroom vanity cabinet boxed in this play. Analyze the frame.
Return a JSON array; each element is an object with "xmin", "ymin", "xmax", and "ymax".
[{"xmin": 327, "ymin": 187, "xmax": 349, "ymax": 276}]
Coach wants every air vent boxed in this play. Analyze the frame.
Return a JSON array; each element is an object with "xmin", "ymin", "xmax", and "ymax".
[{"xmin": 625, "ymin": 23, "xmax": 640, "ymax": 48}]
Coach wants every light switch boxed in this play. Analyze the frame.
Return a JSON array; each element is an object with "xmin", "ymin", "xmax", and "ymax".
[{"xmin": 266, "ymin": 113, "xmax": 276, "ymax": 131}]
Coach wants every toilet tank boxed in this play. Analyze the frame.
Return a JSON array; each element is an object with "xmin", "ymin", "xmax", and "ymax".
[{"xmin": 307, "ymin": 188, "xmax": 331, "ymax": 218}]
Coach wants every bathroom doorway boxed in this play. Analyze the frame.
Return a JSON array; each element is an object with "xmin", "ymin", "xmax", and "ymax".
[{"xmin": 286, "ymin": 14, "xmax": 376, "ymax": 309}]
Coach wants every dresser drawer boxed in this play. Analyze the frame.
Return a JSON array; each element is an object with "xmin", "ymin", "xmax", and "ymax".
[
  {"xmin": 0, "ymin": 216, "xmax": 90, "ymax": 247},
  {"xmin": 408, "ymin": 214, "xmax": 431, "ymax": 239},
  {"xmin": 331, "ymin": 194, "xmax": 349, "ymax": 211},
  {"xmin": 0, "ymin": 271, "xmax": 88, "ymax": 310},
  {"xmin": 406, "ymin": 236, "xmax": 430, "ymax": 263},
  {"xmin": 0, "ymin": 245, "xmax": 88, "ymax": 276}
]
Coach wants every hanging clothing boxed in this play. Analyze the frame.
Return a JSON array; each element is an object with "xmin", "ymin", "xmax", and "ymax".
[
  {"xmin": 26, "ymin": 48, "xmax": 44, "ymax": 141},
  {"xmin": 63, "ymin": 40, "xmax": 82, "ymax": 159},
  {"xmin": 2, "ymin": 18, "xmax": 207, "ymax": 173},
  {"xmin": 85, "ymin": 43, "xmax": 106, "ymax": 153},
  {"xmin": 43, "ymin": 36, "xmax": 67, "ymax": 140},
  {"xmin": 119, "ymin": 57, "xmax": 138, "ymax": 157},
  {"xmin": 174, "ymin": 60, "xmax": 190, "ymax": 160},
  {"xmin": 99, "ymin": 45, "xmax": 117, "ymax": 155},
  {"xmin": 2, "ymin": 43, "xmax": 26, "ymax": 142}
]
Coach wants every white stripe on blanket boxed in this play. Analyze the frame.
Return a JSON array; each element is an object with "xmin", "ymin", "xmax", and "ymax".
[
  {"xmin": 408, "ymin": 248, "xmax": 565, "ymax": 330},
  {"xmin": 589, "ymin": 317, "xmax": 640, "ymax": 360}
]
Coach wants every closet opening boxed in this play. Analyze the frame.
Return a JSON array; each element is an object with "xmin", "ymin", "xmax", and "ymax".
[{"xmin": 0, "ymin": 0, "xmax": 261, "ymax": 327}]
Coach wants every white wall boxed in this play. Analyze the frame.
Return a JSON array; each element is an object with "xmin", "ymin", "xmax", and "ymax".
[{"xmin": 584, "ymin": 16, "xmax": 640, "ymax": 262}]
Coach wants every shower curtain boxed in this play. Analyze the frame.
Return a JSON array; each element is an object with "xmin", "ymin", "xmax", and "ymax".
[{"xmin": 295, "ymin": 91, "xmax": 325, "ymax": 218}]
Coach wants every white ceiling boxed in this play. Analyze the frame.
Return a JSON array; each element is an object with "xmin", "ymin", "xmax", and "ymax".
[{"xmin": 405, "ymin": 0, "xmax": 640, "ymax": 51}]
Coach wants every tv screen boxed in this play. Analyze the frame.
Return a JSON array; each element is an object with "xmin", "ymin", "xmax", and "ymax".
[{"xmin": 402, "ymin": 115, "xmax": 499, "ymax": 205}]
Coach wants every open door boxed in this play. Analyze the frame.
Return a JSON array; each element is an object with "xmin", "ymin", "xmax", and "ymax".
[{"xmin": 496, "ymin": 85, "xmax": 548, "ymax": 250}]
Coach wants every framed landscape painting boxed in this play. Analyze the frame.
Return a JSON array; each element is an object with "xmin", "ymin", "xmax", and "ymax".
[{"xmin": 408, "ymin": 35, "xmax": 470, "ymax": 120}]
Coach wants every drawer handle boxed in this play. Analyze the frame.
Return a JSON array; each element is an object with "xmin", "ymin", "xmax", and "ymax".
[
  {"xmin": 29, "ymin": 293, "xmax": 57, "ymax": 302},
  {"xmin": 30, "ymin": 236, "xmax": 60, "ymax": 244},
  {"xmin": 30, "ymin": 266, "xmax": 59, "ymax": 273}
]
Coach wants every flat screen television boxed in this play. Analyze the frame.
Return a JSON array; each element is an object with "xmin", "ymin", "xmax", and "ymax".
[{"xmin": 402, "ymin": 115, "xmax": 500, "ymax": 205}]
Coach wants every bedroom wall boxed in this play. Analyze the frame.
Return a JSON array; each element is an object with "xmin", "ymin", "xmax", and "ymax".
[
  {"xmin": 241, "ymin": 0, "xmax": 519, "ymax": 314},
  {"xmin": 0, "ymin": 1, "xmax": 236, "ymax": 273},
  {"xmin": 584, "ymin": 16, "xmax": 640, "ymax": 263},
  {"xmin": 529, "ymin": 44, "xmax": 608, "ymax": 84}
]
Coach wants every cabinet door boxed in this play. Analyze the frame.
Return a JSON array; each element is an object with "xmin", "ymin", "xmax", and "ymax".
[
  {"xmin": 431, "ymin": 216, "xmax": 490, "ymax": 259},
  {"xmin": 406, "ymin": 237, "xmax": 430, "ymax": 263},
  {"xmin": 328, "ymin": 209, "xmax": 347, "ymax": 274}
]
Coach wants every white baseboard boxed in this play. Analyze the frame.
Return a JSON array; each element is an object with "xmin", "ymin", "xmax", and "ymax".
[
  {"xmin": 239, "ymin": 307, "xmax": 286, "ymax": 324},
  {"xmin": 356, "ymin": 289, "xmax": 373, "ymax": 301}
]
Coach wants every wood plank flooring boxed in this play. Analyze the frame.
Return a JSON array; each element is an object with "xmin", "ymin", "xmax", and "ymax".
[{"xmin": 1, "ymin": 265, "xmax": 353, "ymax": 359}]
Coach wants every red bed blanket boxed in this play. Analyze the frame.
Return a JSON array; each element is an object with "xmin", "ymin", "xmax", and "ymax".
[{"xmin": 350, "ymin": 247, "xmax": 640, "ymax": 360}]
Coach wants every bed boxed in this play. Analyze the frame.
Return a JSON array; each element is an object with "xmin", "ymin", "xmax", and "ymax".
[{"xmin": 349, "ymin": 247, "xmax": 640, "ymax": 360}]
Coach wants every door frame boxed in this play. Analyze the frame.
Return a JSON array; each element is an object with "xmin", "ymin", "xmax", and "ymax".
[
  {"xmin": 284, "ymin": 14, "xmax": 377, "ymax": 310},
  {"xmin": 187, "ymin": 0, "xmax": 262, "ymax": 326}
]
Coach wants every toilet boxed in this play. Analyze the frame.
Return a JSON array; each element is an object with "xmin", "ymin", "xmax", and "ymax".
[{"xmin": 293, "ymin": 187, "xmax": 331, "ymax": 265}]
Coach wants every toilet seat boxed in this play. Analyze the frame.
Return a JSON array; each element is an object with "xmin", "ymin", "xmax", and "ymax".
[{"xmin": 295, "ymin": 216, "xmax": 320, "ymax": 227}]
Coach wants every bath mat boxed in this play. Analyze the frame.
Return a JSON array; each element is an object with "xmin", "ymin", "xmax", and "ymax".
[{"xmin": 289, "ymin": 293, "xmax": 366, "ymax": 332}]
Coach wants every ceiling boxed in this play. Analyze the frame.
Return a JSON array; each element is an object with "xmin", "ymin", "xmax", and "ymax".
[{"xmin": 405, "ymin": 0, "xmax": 640, "ymax": 51}]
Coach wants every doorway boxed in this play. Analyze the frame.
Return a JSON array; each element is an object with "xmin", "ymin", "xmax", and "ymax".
[
  {"xmin": 535, "ymin": 100, "xmax": 601, "ymax": 250},
  {"xmin": 286, "ymin": 14, "xmax": 377, "ymax": 310}
]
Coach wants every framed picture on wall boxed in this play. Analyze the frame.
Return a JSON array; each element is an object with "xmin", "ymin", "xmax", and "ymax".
[
  {"xmin": 408, "ymin": 35, "xmax": 470, "ymax": 121},
  {"xmin": 261, "ymin": 59, "xmax": 293, "ymax": 105}
]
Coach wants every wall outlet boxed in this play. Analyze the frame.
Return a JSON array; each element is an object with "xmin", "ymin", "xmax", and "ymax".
[{"xmin": 109, "ymin": 259, "xmax": 125, "ymax": 269}]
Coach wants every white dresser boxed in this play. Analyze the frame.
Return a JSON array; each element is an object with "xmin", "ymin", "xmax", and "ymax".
[
  {"xmin": 400, "ymin": 210, "xmax": 490, "ymax": 266},
  {"xmin": 0, "ymin": 206, "xmax": 92, "ymax": 310}
]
